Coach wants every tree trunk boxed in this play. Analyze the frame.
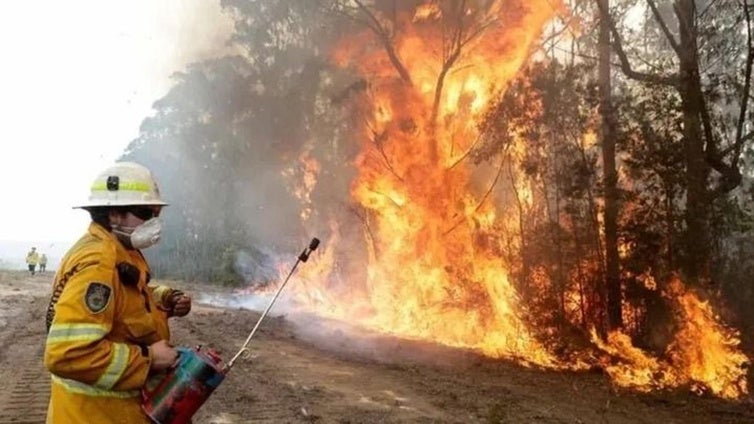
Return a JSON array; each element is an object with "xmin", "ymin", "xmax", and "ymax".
[
  {"xmin": 601, "ymin": 0, "xmax": 720, "ymax": 286},
  {"xmin": 599, "ymin": 0, "xmax": 622, "ymax": 330},
  {"xmin": 676, "ymin": 0, "xmax": 711, "ymax": 284}
]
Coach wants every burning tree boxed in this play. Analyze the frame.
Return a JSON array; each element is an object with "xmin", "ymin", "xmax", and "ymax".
[
  {"xmin": 305, "ymin": 0, "xmax": 568, "ymax": 364},
  {"xmin": 123, "ymin": 0, "xmax": 752, "ymax": 400},
  {"xmin": 298, "ymin": 0, "xmax": 750, "ymax": 398}
]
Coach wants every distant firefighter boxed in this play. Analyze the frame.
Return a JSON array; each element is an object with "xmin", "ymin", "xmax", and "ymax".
[
  {"xmin": 39, "ymin": 253, "xmax": 48, "ymax": 273},
  {"xmin": 25, "ymin": 247, "xmax": 39, "ymax": 275}
]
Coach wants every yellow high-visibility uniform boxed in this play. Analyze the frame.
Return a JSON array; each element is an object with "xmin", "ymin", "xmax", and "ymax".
[
  {"xmin": 26, "ymin": 250, "xmax": 39, "ymax": 265},
  {"xmin": 44, "ymin": 222, "xmax": 176, "ymax": 424}
]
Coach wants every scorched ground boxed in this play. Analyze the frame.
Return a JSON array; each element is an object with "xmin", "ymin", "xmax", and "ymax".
[{"xmin": 0, "ymin": 270, "xmax": 751, "ymax": 424}]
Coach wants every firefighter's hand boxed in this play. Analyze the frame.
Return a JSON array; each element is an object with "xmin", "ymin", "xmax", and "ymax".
[
  {"xmin": 168, "ymin": 290, "xmax": 192, "ymax": 317},
  {"xmin": 149, "ymin": 340, "xmax": 178, "ymax": 371}
]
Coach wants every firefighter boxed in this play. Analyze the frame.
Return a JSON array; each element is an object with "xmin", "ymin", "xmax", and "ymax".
[
  {"xmin": 39, "ymin": 253, "xmax": 48, "ymax": 273},
  {"xmin": 44, "ymin": 161, "xmax": 192, "ymax": 424},
  {"xmin": 25, "ymin": 246, "xmax": 39, "ymax": 275}
]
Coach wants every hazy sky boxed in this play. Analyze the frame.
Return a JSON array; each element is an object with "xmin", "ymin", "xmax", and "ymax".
[{"xmin": 0, "ymin": 1, "xmax": 234, "ymax": 244}]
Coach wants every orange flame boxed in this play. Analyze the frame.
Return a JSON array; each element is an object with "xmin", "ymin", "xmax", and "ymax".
[
  {"xmin": 591, "ymin": 276, "xmax": 748, "ymax": 399},
  {"xmin": 296, "ymin": 0, "xmax": 564, "ymax": 366},
  {"xmin": 267, "ymin": 0, "xmax": 749, "ymax": 400},
  {"xmin": 664, "ymin": 276, "xmax": 748, "ymax": 398}
]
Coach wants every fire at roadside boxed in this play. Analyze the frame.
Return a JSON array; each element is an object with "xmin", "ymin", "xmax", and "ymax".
[
  {"xmin": 3, "ymin": 271, "xmax": 752, "ymax": 424},
  {"xmin": 229, "ymin": 0, "xmax": 750, "ymax": 402},
  {"xmin": 120, "ymin": 0, "xmax": 754, "ymax": 407}
]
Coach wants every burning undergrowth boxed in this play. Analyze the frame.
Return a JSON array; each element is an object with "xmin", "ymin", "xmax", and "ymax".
[{"xmin": 589, "ymin": 276, "xmax": 749, "ymax": 399}]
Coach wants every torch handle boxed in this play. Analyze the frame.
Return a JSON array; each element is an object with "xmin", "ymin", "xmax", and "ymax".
[{"xmin": 224, "ymin": 238, "xmax": 319, "ymax": 371}]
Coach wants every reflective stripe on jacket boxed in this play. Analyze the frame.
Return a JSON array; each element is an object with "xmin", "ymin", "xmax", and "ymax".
[{"xmin": 44, "ymin": 222, "xmax": 172, "ymax": 424}]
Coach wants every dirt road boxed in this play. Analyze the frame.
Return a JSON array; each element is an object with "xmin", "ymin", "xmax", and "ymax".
[{"xmin": 1, "ymin": 270, "xmax": 752, "ymax": 424}]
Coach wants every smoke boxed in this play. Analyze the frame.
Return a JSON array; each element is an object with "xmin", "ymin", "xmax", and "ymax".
[
  {"xmin": 196, "ymin": 291, "xmax": 486, "ymax": 368},
  {"xmin": 151, "ymin": 1, "xmax": 237, "ymax": 72},
  {"xmin": 111, "ymin": 0, "xmax": 238, "ymax": 106},
  {"xmin": 128, "ymin": 0, "xmax": 537, "ymax": 362},
  {"xmin": 0, "ymin": 1, "xmax": 239, "ymax": 244}
]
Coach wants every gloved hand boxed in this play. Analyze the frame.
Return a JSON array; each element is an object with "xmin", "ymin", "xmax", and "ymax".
[
  {"xmin": 167, "ymin": 290, "xmax": 192, "ymax": 317},
  {"xmin": 149, "ymin": 340, "xmax": 178, "ymax": 371}
]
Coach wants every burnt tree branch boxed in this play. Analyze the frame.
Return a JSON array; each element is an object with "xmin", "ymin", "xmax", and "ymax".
[
  {"xmin": 432, "ymin": 1, "xmax": 497, "ymax": 125},
  {"xmin": 705, "ymin": 1, "xmax": 752, "ymax": 196},
  {"xmin": 443, "ymin": 151, "xmax": 506, "ymax": 236},
  {"xmin": 447, "ymin": 134, "xmax": 483, "ymax": 170},
  {"xmin": 735, "ymin": 0, "xmax": 754, "ymax": 160},
  {"xmin": 348, "ymin": 203, "xmax": 380, "ymax": 260},
  {"xmin": 596, "ymin": 0, "xmax": 679, "ymax": 86},
  {"xmin": 365, "ymin": 119, "xmax": 405, "ymax": 183},
  {"xmin": 647, "ymin": 0, "xmax": 681, "ymax": 54},
  {"xmin": 354, "ymin": 0, "xmax": 413, "ymax": 85}
]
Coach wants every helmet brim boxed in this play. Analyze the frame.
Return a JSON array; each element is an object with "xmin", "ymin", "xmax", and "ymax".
[{"xmin": 74, "ymin": 200, "xmax": 169, "ymax": 209}]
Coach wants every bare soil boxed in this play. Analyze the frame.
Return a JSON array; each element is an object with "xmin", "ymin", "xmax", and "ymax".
[{"xmin": 1, "ymin": 270, "xmax": 753, "ymax": 424}]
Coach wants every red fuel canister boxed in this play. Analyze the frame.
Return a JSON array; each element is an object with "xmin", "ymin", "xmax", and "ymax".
[{"xmin": 142, "ymin": 346, "xmax": 226, "ymax": 424}]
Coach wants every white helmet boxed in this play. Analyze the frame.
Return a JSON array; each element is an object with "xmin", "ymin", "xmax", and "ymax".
[{"xmin": 75, "ymin": 162, "xmax": 168, "ymax": 208}]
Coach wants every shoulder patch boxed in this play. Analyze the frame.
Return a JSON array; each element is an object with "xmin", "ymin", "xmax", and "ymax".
[{"xmin": 84, "ymin": 282, "xmax": 112, "ymax": 314}]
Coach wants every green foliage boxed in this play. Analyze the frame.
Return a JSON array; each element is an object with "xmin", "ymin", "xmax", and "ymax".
[
  {"xmin": 123, "ymin": 0, "xmax": 355, "ymax": 284},
  {"xmin": 615, "ymin": 82, "xmax": 684, "ymax": 277},
  {"xmin": 216, "ymin": 245, "xmax": 243, "ymax": 286}
]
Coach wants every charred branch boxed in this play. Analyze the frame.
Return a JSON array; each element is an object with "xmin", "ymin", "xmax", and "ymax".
[
  {"xmin": 704, "ymin": 1, "xmax": 752, "ymax": 196},
  {"xmin": 353, "ymin": 0, "xmax": 414, "ymax": 85},
  {"xmin": 646, "ymin": 0, "xmax": 681, "ymax": 54},
  {"xmin": 365, "ymin": 120, "xmax": 405, "ymax": 183},
  {"xmin": 699, "ymin": 0, "xmax": 723, "ymax": 18},
  {"xmin": 331, "ymin": 78, "xmax": 368, "ymax": 104},
  {"xmin": 348, "ymin": 204, "xmax": 380, "ymax": 260},
  {"xmin": 325, "ymin": 0, "xmax": 413, "ymax": 84},
  {"xmin": 735, "ymin": 0, "xmax": 754, "ymax": 161},
  {"xmin": 429, "ymin": 1, "xmax": 498, "ymax": 167},
  {"xmin": 443, "ymin": 152, "xmax": 505, "ymax": 236},
  {"xmin": 447, "ymin": 134, "xmax": 482, "ymax": 170},
  {"xmin": 432, "ymin": 0, "xmax": 498, "ymax": 125},
  {"xmin": 540, "ymin": 18, "xmax": 576, "ymax": 53},
  {"xmin": 595, "ymin": 0, "xmax": 679, "ymax": 86},
  {"xmin": 701, "ymin": 92, "xmax": 742, "ymax": 197}
]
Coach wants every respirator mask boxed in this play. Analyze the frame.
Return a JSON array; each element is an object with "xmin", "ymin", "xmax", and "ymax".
[{"xmin": 113, "ymin": 217, "xmax": 163, "ymax": 250}]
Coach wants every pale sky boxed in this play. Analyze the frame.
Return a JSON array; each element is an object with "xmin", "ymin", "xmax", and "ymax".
[{"xmin": 0, "ymin": 1, "xmax": 234, "ymax": 244}]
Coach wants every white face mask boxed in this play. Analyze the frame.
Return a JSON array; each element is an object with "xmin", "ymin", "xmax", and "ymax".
[{"xmin": 113, "ymin": 217, "xmax": 163, "ymax": 249}]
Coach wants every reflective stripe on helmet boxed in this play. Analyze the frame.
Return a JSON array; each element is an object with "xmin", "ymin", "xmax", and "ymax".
[
  {"xmin": 74, "ymin": 161, "xmax": 168, "ymax": 208},
  {"xmin": 91, "ymin": 181, "xmax": 153, "ymax": 193},
  {"xmin": 51, "ymin": 374, "xmax": 140, "ymax": 398}
]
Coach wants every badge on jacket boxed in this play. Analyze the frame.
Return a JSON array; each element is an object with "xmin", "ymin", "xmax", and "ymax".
[{"xmin": 85, "ymin": 282, "xmax": 112, "ymax": 314}]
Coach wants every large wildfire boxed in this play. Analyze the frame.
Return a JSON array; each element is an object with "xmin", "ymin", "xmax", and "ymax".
[{"xmin": 267, "ymin": 1, "xmax": 749, "ymax": 400}]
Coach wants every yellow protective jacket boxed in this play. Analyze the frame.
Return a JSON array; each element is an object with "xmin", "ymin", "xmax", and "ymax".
[
  {"xmin": 26, "ymin": 250, "xmax": 39, "ymax": 265},
  {"xmin": 44, "ymin": 222, "xmax": 177, "ymax": 424}
]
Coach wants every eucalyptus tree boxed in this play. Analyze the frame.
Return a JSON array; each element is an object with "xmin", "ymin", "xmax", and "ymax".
[
  {"xmin": 123, "ymin": 0, "xmax": 341, "ymax": 282},
  {"xmin": 597, "ymin": 0, "xmax": 622, "ymax": 330},
  {"xmin": 598, "ymin": 0, "xmax": 754, "ymax": 285}
]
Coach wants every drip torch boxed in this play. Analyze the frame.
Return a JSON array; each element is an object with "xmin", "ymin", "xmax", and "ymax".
[{"xmin": 141, "ymin": 238, "xmax": 320, "ymax": 424}]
